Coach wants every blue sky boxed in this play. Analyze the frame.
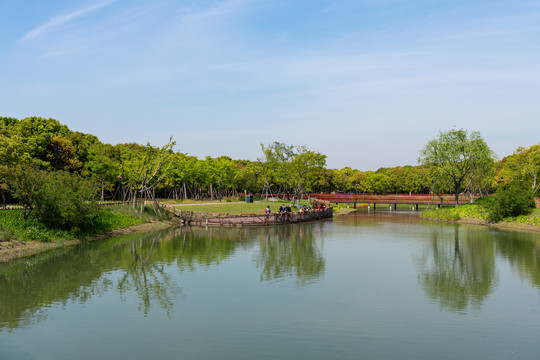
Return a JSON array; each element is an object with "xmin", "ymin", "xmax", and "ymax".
[{"xmin": 1, "ymin": 0, "xmax": 539, "ymax": 170}]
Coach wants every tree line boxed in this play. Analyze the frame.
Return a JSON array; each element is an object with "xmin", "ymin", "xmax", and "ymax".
[{"xmin": 1, "ymin": 117, "xmax": 539, "ymax": 216}]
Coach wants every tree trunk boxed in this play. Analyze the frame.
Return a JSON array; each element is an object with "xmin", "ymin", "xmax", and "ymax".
[
  {"xmin": 101, "ymin": 179, "xmax": 105, "ymax": 202},
  {"xmin": 132, "ymin": 189, "xmax": 137, "ymax": 210}
]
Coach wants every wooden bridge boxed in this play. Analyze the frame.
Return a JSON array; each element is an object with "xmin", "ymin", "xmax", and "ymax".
[{"xmin": 310, "ymin": 194, "xmax": 472, "ymax": 210}]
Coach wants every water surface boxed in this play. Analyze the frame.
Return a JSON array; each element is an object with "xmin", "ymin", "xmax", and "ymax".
[{"xmin": 1, "ymin": 212, "xmax": 539, "ymax": 359}]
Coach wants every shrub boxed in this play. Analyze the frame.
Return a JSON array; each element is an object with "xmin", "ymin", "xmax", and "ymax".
[
  {"xmin": 488, "ymin": 181, "xmax": 536, "ymax": 222},
  {"xmin": 32, "ymin": 171, "xmax": 100, "ymax": 233}
]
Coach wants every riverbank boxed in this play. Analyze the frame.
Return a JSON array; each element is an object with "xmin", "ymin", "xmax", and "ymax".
[
  {"xmin": 420, "ymin": 208, "xmax": 540, "ymax": 233},
  {"xmin": 0, "ymin": 220, "xmax": 178, "ymax": 263},
  {"xmin": 455, "ymin": 217, "xmax": 540, "ymax": 233}
]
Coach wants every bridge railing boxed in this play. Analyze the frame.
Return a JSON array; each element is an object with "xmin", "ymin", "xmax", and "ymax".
[{"xmin": 311, "ymin": 194, "xmax": 473, "ymax": 205}]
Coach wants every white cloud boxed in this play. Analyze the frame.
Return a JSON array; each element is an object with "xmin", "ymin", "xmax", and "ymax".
[{"xmin": 21, "ymin": 0, "xmax": 117, "ymax": 41}]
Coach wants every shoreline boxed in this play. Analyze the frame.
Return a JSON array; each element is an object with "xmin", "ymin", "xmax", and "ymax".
[
  {"xmin": 421, "ymin": 216, "xmax": 540, "ymax": 233},
  {"xmin": 3, "ymin": 212, "xmax": 539, "ymax": 264},
  {"xmin": 0, "ymin": 220, "xmax": 179, "ymax": 264}
]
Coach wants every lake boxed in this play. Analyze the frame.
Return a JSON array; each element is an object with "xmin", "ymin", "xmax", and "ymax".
[{"xmin": 1, "ymin": 211, "xmax": 540, "ymax": 359}]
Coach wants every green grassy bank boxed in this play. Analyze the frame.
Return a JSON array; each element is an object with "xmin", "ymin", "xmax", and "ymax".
[
  {"xmin": 0, "ymin": 205, "xmax": 179, "ymax": 263},
  {"xmin": 0, "ymin": 205, "xmax": 173, "ymax": 243},
  {"xmin": 420, "ymin": 201, "xmax": 540, "ymax": 228}
]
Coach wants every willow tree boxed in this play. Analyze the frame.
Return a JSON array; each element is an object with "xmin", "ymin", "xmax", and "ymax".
[{"xmin": 418, "ymin": 129, "xmax": 495, "ymax": 207}]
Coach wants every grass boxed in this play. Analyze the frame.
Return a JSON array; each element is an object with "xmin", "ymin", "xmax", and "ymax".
[
  {"xmin": 0, "ymin": 210, "xmax": 70, "ymax": 242},
  {"xmin": 158, "ymin": 197, "xmax": 244, "ymax": 205},
  {"xmin": 0, "ymin": 205, "xmax": 165, "ymax": 243},
  {"xmin": 170, "ymin": 200, "xmax": 312, "ymax": 214},
  {"xmin": 420, "ymin": 208, "xmax": 462, "ymax": 221},
  {"xmin": 420, "ymin": 202, "xmax": 491, "ymax": 222},
  {"xmin": 419, "ymin": 197, "xmax": 540, "ymax": 227},
  {"xmin": 502, "ymin": 207, "xmax": 540, "ymax": 226}
]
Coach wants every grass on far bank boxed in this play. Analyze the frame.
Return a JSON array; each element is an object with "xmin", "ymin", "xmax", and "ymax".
[
  {"xmin": 420, "ymin": 199, "xmax": 540, "ymax": 227},
  {"xmin": 0, "ymin": 205, "xmax": 169, "ymax": 243},
  {"xmin": 170, "ymin": 199, "xmax": 313, "ymax": 215},
  {"xmin": 159, "ymin": 196, "xmax": 244, "ymax": 205}
]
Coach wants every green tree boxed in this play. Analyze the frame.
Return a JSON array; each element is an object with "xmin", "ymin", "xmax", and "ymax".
[
  {"xmin": 84, "ymin": 143, "xmax": 119, "ymax": 201},
  {"xmin": 365, "ymin": 172, "xmax": 389, "ymax": 194},
  {"xmin": 488, "ymin": 181, "xmax": 536, "ymax": 222},
  {"xmin": 0, "ymin": 164, "xmax": 47, "ymax": 220},
  {"xmin": 33, "ymin": 171, "xmax": 99, "ymax": 232},
  {"xmin": 497, "ymin": 145, "xmax": 540, "ymax": 195},
  {"xmin": 288, "ymin": 145, "xmax": 327, "ymax": 205},
  {"xmin": 46, "ymin": 135, "xmax": 82, "ymax": 171},
  {"xmin": 258, "ymin": 142, "xmax": 294, "ymax": 200},
  {"xmin": 120, "ymin": 138, "xmax": 176, "ymax": 212},
  {"xmin": 418, "ymin": 128, "xmax": 496, "ymax": 207}
]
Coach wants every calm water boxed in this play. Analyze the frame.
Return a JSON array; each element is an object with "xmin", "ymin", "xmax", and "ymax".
[{"xmin": 1, "ymin": 212, "xmax": 540, "ymax": 360}]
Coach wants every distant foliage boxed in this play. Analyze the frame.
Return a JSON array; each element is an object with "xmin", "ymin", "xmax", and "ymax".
[
  {"xmin": 496, "ymin": 144, "xmax": 540, "ymax": 195},
  {"xmin": 2, "ymin": 116, "xmax": 539, "ymax": 208},
  {"xmin": 488, "ymin": 181, "xmax": 536, "ymax": 222}
]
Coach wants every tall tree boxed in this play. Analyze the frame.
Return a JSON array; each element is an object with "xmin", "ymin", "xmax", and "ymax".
[
  {"xmin": 498, "ymin": 145, "xmax": 540, "ymax": 195},
  {"xmin": 258, "ymin": 142, "xmax": 294, "ymax": 200},
  {"xmin": 0, "ymin": 164, "xmax": 47, "ymax": 220},
  {"xmin": 418, "ymin": 129, "xmax": 495, "ymax": 207},
  {"xmin": 120, "ymin": 138, "xmax": 176, "ymax": 212},
  {"xmin": 289, "ymin": 145, "xmax": 326, "ymax": 205}
]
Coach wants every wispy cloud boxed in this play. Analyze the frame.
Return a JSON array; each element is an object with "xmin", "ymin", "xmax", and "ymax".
[{"xmin": 21, "ymin": 0, "xmax": 117, "ymax": 41}]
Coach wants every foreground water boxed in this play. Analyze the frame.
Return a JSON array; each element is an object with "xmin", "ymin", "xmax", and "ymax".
[{"xmin": 1, "ymin": 212, "xmax": 540, "ymax": 359}]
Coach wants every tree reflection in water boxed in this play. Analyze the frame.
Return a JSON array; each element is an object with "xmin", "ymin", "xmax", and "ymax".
[
  {"xmin": 494, "ymin": 231, "xmax": 540, "ymax": 289},
  {"xmin": 255, "ymin": 223, "xmax": 326, "ymax": 287},
  {"xmin": 418, "ymin": 225, "xmax": 497, "ymax": 312},
  {"xmin": 116, "ymin": 236, "xmax": 181, "ymax": 318}
]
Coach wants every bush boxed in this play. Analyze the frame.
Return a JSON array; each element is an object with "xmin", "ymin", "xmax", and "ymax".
[
  {"xmin": 32, "ymin": 171, "xmax": 100, "ymax": 233},
  {"xmin": 488, "ymin": 181, "xmax": 536, "ymax": 222}
]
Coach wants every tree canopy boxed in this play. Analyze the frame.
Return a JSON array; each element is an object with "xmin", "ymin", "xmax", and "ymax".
[
  {"xmin": 418, "ymin": 128, "xmax": 496, "ymax": 206},
  {"xmin": 1, "ymin": 116, "xmax": 538, "ymax": 213}
]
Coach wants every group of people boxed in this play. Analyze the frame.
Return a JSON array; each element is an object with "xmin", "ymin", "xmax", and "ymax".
[
  {"xmin": 264, "ymin": 201, "xmax": 328, "ymax": 214},
  {"xmin": 265, "ymin": 205, "xmax": 293, "ymax": 213}
]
